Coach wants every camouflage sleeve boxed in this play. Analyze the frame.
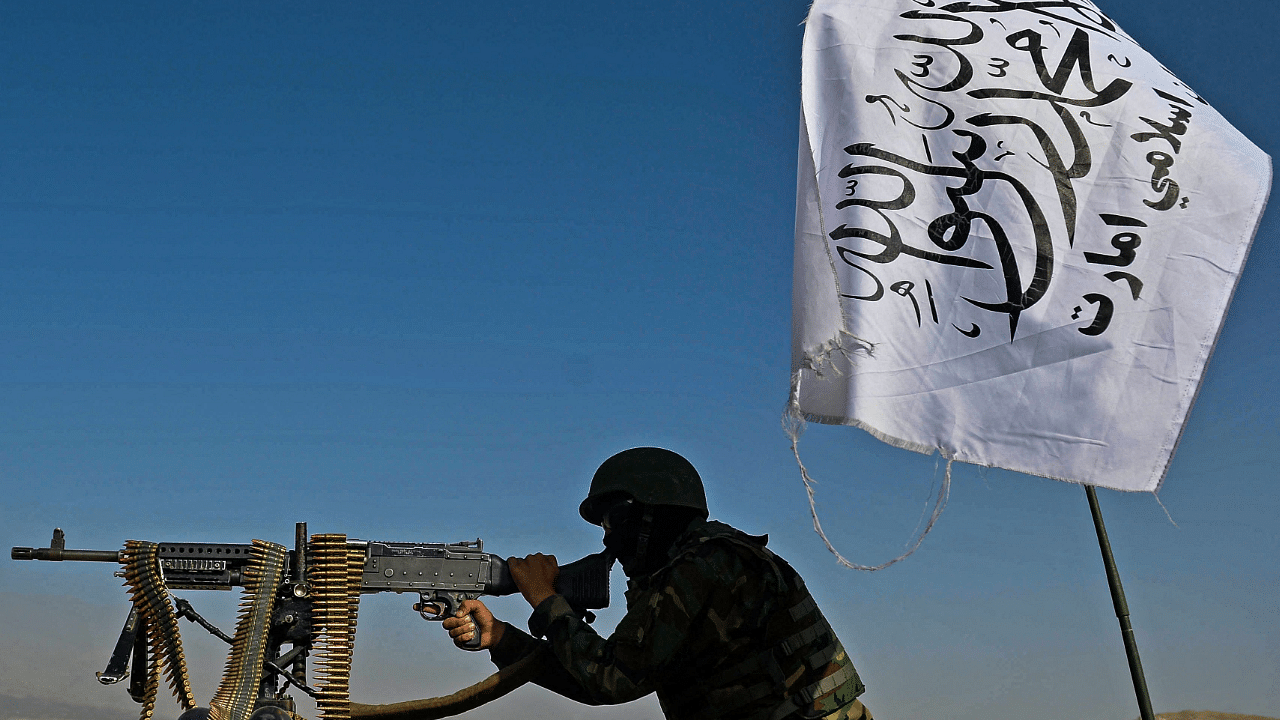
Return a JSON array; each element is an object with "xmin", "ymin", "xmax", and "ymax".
[
  {"xmin": 488, "ymin": 621, "xmax": 542, "ymax": 668},
  {"xmin": 523, "ymin": 595, "xmax": 660, "ymax": 704},
  {"xmin": 523, "ymin": 556, "xmax": 712, "ymax": 706},
  {"xmin": 487, "ymin": 621, "xmax": 603, "ymax": 704}
]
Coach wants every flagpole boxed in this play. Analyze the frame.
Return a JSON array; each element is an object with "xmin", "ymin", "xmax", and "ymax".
[{"xmin": 1084, "ymin": 484, "xmax": 1156, "ymax": 720}]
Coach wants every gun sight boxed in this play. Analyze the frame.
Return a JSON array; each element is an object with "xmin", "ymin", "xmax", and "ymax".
[{"xmin": 12, "ymin": 528, "xmax": 122, "ymax": 562}]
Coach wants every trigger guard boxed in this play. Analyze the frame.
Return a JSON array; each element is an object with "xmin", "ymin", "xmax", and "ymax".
[{"xmin": 415, "ymin": 595, "xmax": 451, "ymax": 621}]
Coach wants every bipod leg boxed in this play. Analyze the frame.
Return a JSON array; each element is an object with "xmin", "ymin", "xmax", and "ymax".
[
  {"xmin": 98, "ymin": 606, "xmax": 140, "ymax": 685},
  {"xmin": 127, "ymin": 610, "xmax": 150, "ymax": 704}
]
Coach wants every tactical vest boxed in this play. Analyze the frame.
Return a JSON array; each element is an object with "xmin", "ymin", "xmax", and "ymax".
[{"xmin": 655, "ymin": 522, "xmax": 864, "ymax": 720}]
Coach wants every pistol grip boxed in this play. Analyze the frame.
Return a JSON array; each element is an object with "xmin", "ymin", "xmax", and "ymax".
[
  {"xmin": 416, "ymin": 592, "xmax": 482, "ymax": 650},
  {"xmin": 460, "ymin": 624, "xmax": 482, "ymax": 650},
  {"xmin": 442, "ymin": 593, "xmax": 483, "ymax": 651}
]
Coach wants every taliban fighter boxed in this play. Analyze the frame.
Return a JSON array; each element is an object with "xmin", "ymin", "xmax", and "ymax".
[{"xmin": 442, "ymin": 447, "xmax": 872, "ymax": 720}]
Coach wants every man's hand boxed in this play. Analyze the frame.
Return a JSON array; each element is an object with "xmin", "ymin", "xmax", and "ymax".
[
  {"xmin": 507, "ymin": 553, "xmax": 559, "ymax": 609},
  {"xmin": 442, "ymin": 599, "xmax": 505, "ymax": 651}
]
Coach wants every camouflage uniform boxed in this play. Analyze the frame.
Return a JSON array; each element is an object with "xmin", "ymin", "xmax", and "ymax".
[{"xmin": 489, "ymin": 520, "xmax": 870, "ymax": 720}]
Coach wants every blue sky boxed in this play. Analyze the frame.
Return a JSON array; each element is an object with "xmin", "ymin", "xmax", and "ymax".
[{"xmin": 0, "ymin": 2, "xmax": 1276, "ymax": 720}]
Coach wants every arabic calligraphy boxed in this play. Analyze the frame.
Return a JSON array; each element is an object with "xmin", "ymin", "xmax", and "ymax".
[{"xmin": 828, "ymin": 0, "xmax": 1203, "ymax": 342}]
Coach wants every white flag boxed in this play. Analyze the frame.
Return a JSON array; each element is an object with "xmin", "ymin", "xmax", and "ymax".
[{"xmin": 791, "ymin": 0, "xmax": 1271, "ymax": 492}]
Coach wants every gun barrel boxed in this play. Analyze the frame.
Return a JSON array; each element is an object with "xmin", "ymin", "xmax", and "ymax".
[{"xmin": 11, "ymin": 547, "xmax": 122, "ymax": 562}]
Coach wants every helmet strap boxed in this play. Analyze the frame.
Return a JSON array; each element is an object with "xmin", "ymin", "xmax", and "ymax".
[{"xmin": 632, "ymin": 507, "xmax": 655, "ymax": 566}]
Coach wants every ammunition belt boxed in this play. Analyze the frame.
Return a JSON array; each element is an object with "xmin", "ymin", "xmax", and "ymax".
[
  {"xmin": 111, "ymin": 533, "xmax": 411, "ymax": 720},
  {"xmin": 310, "ymin": 534, "xmax": 365, "ymax": 720},
  {"xmin": 210, "ymin": 540, "xmax": 289, "ymax": 720},
  {"xmin": 121, "ymin": 540, "xmax": 198, "ymax": 720}
]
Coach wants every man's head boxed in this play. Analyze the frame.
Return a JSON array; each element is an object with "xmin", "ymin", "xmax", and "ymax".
[{"xmin": 581, "ymin": 447, "xmax": 708, "ymax": 577}]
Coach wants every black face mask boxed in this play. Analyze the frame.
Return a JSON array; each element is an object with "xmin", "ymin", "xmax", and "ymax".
[
  {"xmin": 601, "ymin": 500, "xmax": 647, "ymax": 576},
  {"xmin": 601, "ymin": 501, "xmax": 704, "ymax": 578}
]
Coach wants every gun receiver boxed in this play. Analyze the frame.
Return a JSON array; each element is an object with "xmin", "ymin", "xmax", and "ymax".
[{"xmin": 366, "ymin": 539, "xmax": 612, "ymax": 622}]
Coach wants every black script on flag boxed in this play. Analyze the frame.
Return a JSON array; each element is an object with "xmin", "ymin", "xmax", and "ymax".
[{"xmin": 829, "ymin": 0, "xmax": 1205, "ymax": 342}]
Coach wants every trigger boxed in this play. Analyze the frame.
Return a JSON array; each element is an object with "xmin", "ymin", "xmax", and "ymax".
[{"xmin": 414, "ymin": 597, "xmax": 448, "ymax": 620}]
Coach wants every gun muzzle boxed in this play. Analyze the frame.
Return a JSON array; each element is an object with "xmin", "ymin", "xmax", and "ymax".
[{"xmin": 11, "ymin": 546, "xmax": 122, "ymax": 562}]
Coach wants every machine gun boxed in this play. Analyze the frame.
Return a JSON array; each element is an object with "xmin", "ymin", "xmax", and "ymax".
[{"xmin": 11, "ymin": 523, "xmax": 613, "ymax": 720}]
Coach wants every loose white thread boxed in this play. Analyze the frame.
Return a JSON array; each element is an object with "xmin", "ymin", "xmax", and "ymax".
[
  {"xmin": 784, "ymin": 370, "xmax": 950, "ymax": 571},
  {"xmin": 1152, "ymin": 491, "xmax": 1179, "ymax": 528}
]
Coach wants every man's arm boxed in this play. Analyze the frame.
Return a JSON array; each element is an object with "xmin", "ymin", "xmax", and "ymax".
[
  {"xmin": 506, "ymin": 552, "xmax": 711, "ymax": 706},
  {"xmin": 443, "ymin": 597, "xmax": 621, "ymax": 705}
]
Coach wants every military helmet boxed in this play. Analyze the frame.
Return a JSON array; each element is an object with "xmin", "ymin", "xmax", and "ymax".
[{"xmin": 579, "ymin": 447, "xmax": 708, "ymax": 525}]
